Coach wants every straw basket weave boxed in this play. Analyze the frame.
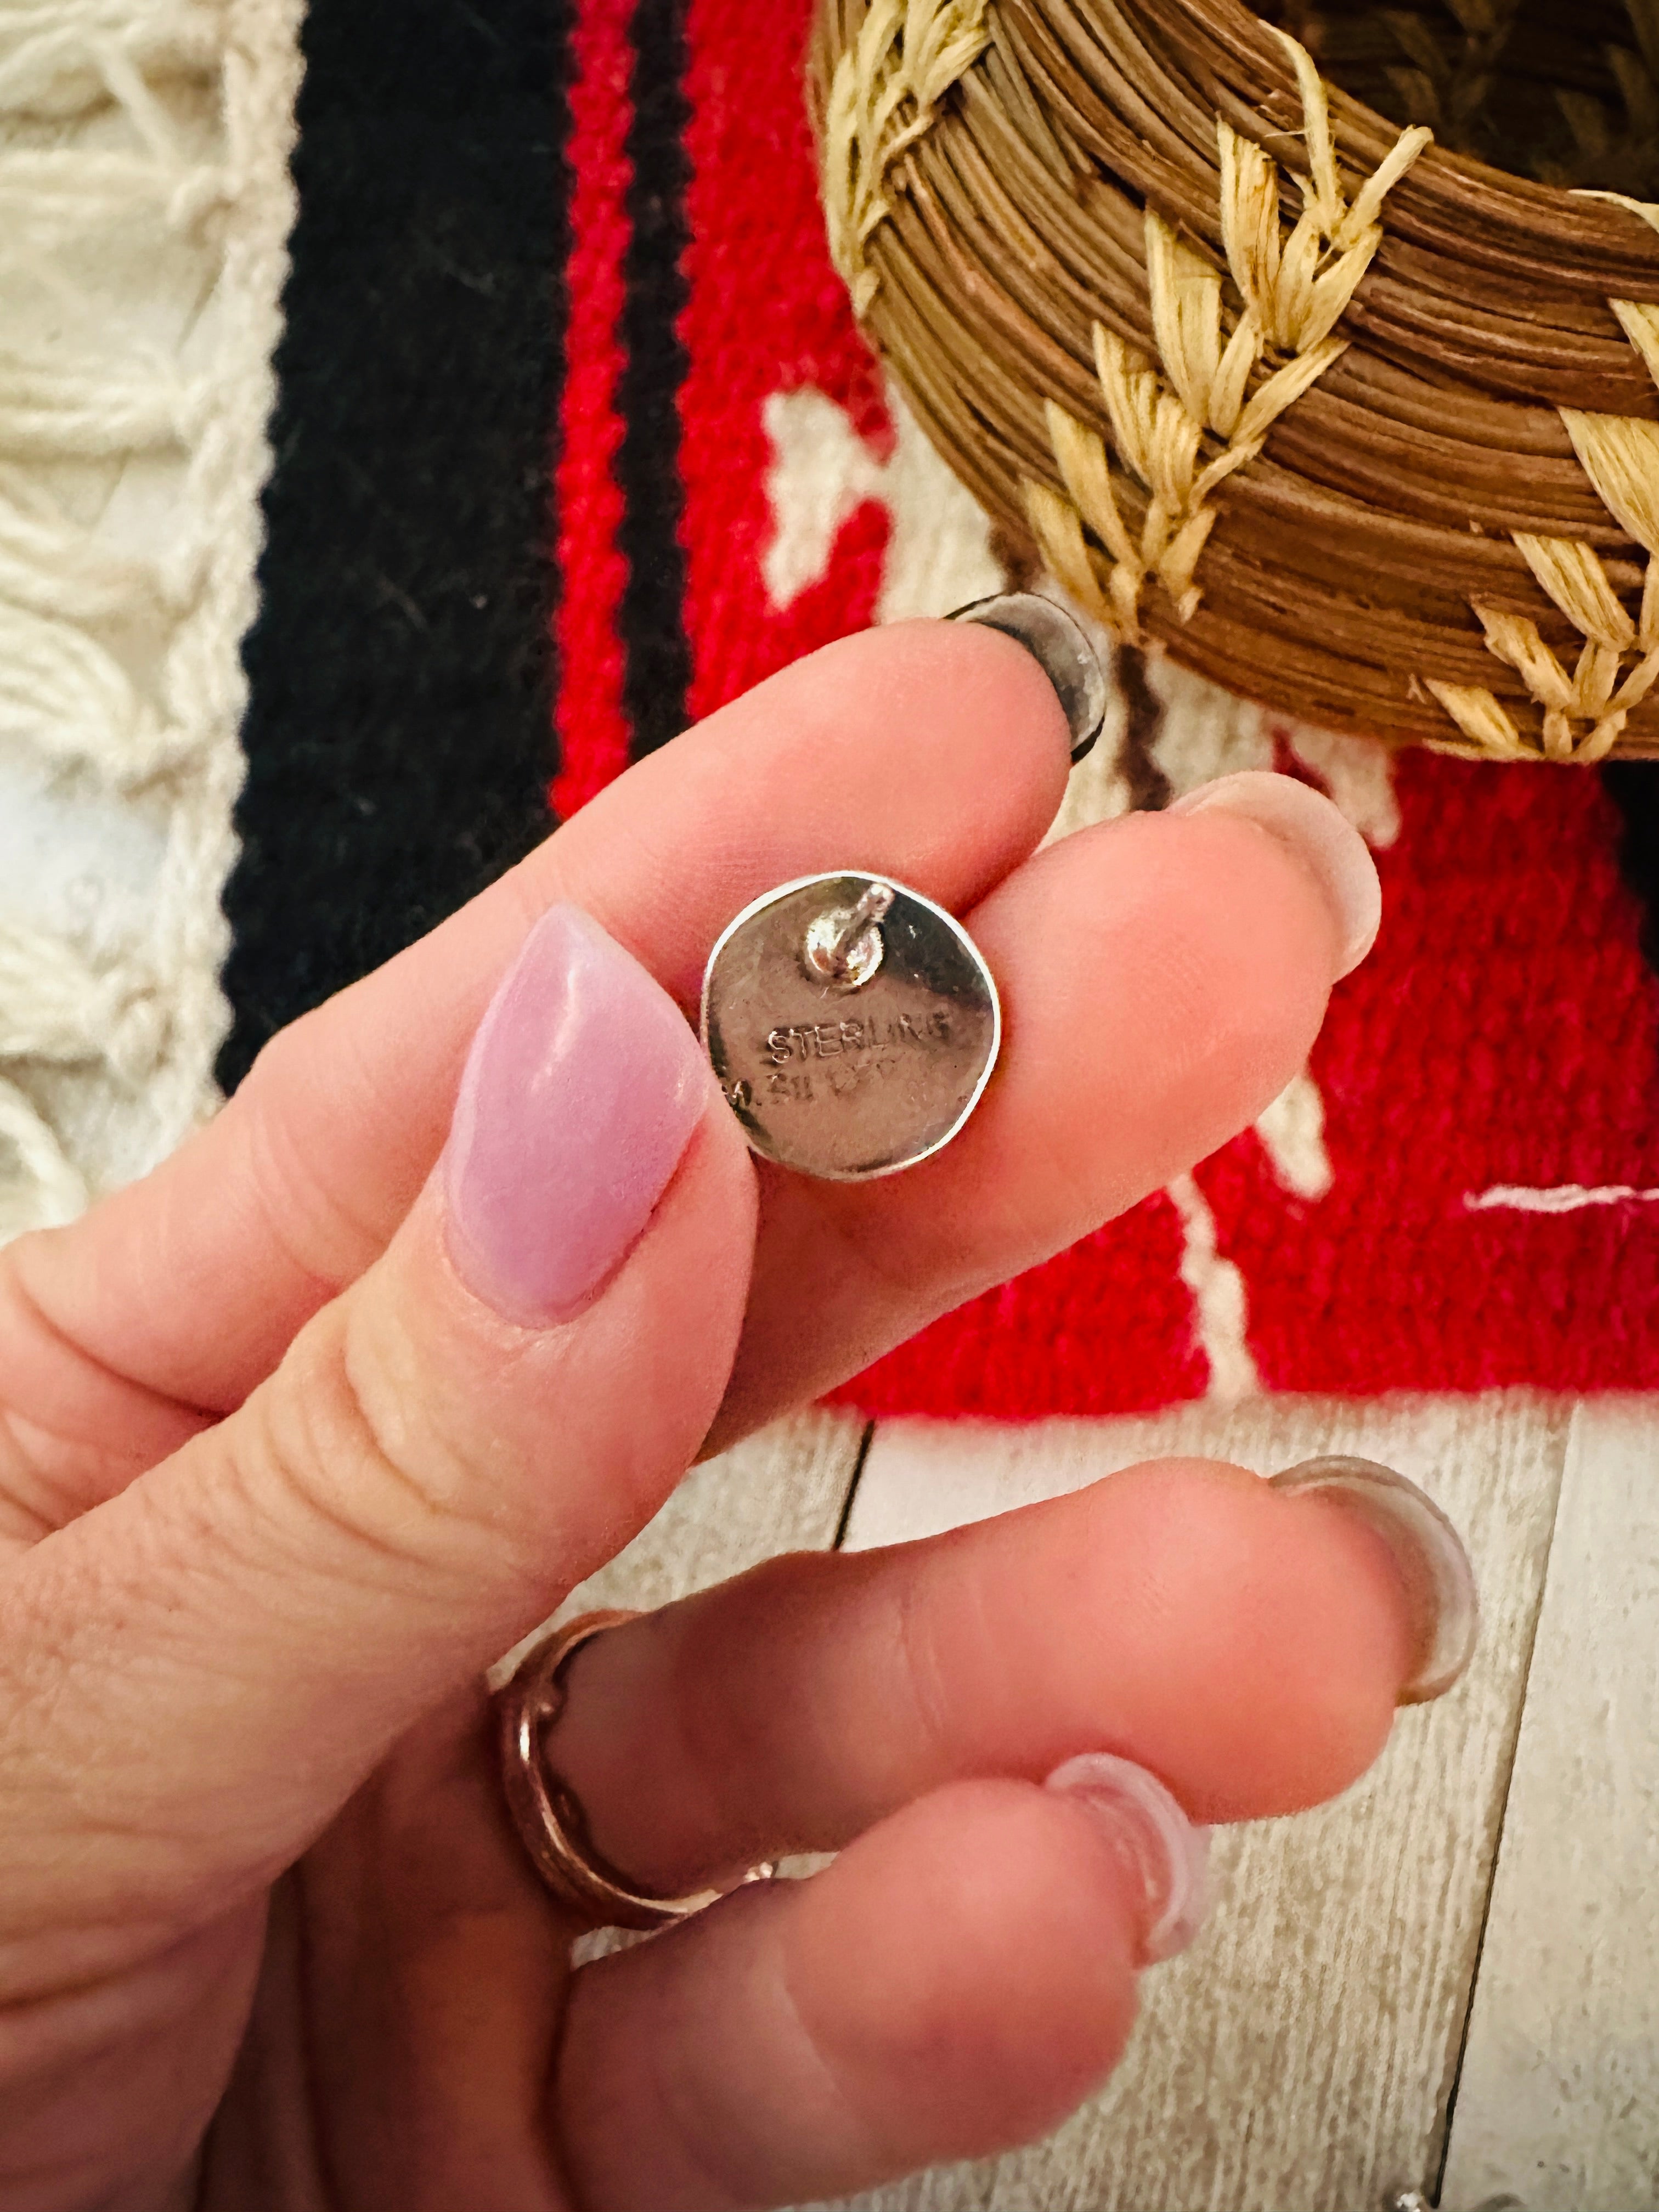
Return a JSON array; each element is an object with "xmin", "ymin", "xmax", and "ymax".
[{"xmin": 810, "ymin": 0, "xmax": 1659, "ymax": 760}]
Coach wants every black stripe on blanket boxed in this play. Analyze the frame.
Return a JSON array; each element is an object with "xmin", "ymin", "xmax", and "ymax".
[
  {"xmin": 617, "ymin": 0, "xmax": 695, "ymax": 761},
  {"xmin": 217, "ymin": 0, "xmax": 573, "ymax": 1091}
]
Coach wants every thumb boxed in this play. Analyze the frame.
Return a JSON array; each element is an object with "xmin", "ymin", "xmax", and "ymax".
[{"xmin": 2, "ymin": 906, "xmax": 756, "ymax": 1933}]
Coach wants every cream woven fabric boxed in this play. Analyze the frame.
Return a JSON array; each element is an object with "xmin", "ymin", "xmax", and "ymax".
[{"xmin": 0, "ymin": 0, "xmax": 301, "ymax": 1240}]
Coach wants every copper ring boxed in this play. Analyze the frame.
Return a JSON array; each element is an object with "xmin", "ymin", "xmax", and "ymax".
[{"xmin": 496, "ymin": 1607, "xmax": 772, "ymax": 1932}]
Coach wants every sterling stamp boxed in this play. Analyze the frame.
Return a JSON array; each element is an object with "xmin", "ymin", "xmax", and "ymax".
[{"xmin": 699, "ymin": 872, "xmax": 1001, "ymax": 1181}]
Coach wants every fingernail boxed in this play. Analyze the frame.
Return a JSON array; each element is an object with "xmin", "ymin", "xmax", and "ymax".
[
  {"xmin": 949, "ymin": 591, "xmax": 1108, "ymax": 763},
  {"xmin": 1167, "ymin": 770, "xmax": 1381, "ymax": 978},
  {"xmin": 1045, "ymin": 1752, "xmax": 1212, "ymax": 1965},
  {"xmin": 1270, "ymin": 1457, "xmax": 1480, "ymax": 1705},
  {"xmin": 442, "ymin": 905, "xmax": 709, "ymax": 1326}
]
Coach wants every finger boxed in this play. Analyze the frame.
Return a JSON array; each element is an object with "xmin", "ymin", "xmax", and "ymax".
[
  {"xmin": 202, "ymin": 1690, "xmax": 573, "ymax": 2212},
  {"xmin": 710, "ymin": 775, "xmax": 1366, "ymax": 1443},
  {"xmin": 0, "ymin": 911, "xmax": 757, "ymax": 1940},
  {"xmin": 3, "ymin": 619, "xmax": 1069, "ymax": 1446},
  {"xmin": 6, "ymin": 755, "xmax": 1368, "ymax": 1545},
  {"xmin": 557, "ymin": 1778, "xmax": 1178, "ymax": 2211},
  {"xmin": 538, "ymin": 1457, "xmax": 1448, "ymax": 1898}
]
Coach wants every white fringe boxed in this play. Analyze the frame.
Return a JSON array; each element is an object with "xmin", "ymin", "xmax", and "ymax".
[{"xmin": 0, "ymin": 0, "xmax": 302, "ymax": 1240}]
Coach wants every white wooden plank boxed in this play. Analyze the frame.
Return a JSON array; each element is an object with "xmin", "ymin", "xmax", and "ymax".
[
  {"xmin": 819, "ymin": 1394, "xmax": 1569, "ymax": 2212},
  {"xmin": 1438, "ymin": 1397, "xmax": 1659, "ymax": 2212}
]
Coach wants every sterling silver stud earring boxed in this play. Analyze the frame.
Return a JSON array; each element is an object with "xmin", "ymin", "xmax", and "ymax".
[{"xmin": 698, "ymin": 594, "xmax": 1102, "ymax": 1182}]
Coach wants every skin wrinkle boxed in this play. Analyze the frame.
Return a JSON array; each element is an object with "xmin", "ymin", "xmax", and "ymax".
[
  {"xmin": 769, "ymin": 1910, "xmax": 888, "ymax": 2188},
  {"xmin": 0, "ymin": 1908, "xmax": 265, "ymax": 2212},
  {"xmin": 275, "ymin": 1832, "xmax": 374, "ymax": 2212},
  {"xmin": 273, "ymin": 1274, "xmax": 588, "ymax": 1617},
  {"xmin": 890, "ymin": 1545, "xmax": 960, "ymax": 1796},
  {"xmin": 775, "ymin": 1584, "xmax": 865, "ymax": 1853},
  {"xmin": 634, "ymin": 1942, "xmax": 782, "ymax": 2212},
  {"xmin": 0, "ymin": 1418, "xmax": 80, "ymax": 1551},
  {"xmin": 937, "ymin": 1535, "xmax": 1074, "ymax": 1784},
  {"xmin": 318, "ymin": 1799, "xmax": 404, "ymax": 2208},
  {"xmin": 605, "ymin": 1567, "xmax": 820, "ymax": 1889},
  {"xmin": 338, "ymin": 1293, "xmax": 517, "ymax": 1559},
  {"xmin": 566, "ymin": 1551, "xmax": 964, "ymax": 1892},
  {"xmin": 0, "ymin": 1667, "xmax": 278, "ymax": 1951},
  {"xmin": 0, "ymin": 1422, "xmax": 494, "ymax": 1945},
  {"xmin": 13, "ymin": 1507, "xmax": 402, "ymax": 1921},
  {"xmin": 246, "ymin": 1326, "xmax": 508, "ymax": 1596},
  {"xmin": 163, "ymin": 1389, "xmax": 459, "ymax": 1646},
  {"xmin": 661, "ymin": 1612, "xmax": 772, "ymax": 1883},
  {"xmin": 238, "ymin": 1042, "xmax": 391, "ymax": 1322},
  {"xmin": 0, "ymin": 1262, "xmax": 207, "ymax": 1550},
  {"xmin": 2, "ymin": 1244, "xmax": 211, "ymax": 1438},
  {"xmin": 0, "ymin": 1912, "xmax": 258, "ymax": 2073},
  {"xmin": 0, "ymin": 1261, "xmax": 145, "ymax": 1443},
  {"xmin": 0, "ymin": 1879, "xmax": 201, "ymax": 2012},
  {"xmin": 602, "ymin": 1577, "xmax": 818, "ymax": 1879},
  {"xmin": 573, "ymin": 1888, "xmax": 871, "ymax": 2212},
  {"xmin": 774, "ymin": 1563, "xmax": 883, "ymax": 1855}
]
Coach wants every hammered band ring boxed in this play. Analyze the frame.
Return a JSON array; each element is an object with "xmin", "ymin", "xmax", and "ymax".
[{"xmin": 497, "ymin": 1609, "xmax": 766, "ymax": 1932}]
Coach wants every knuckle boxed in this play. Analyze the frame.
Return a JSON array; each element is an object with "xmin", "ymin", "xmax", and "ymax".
[
  {"xmin": 241, "ymin": 1297, "xmax": 526, "ymax": 1602},
  {"xmin": 236, "ymin": 1019, "xmax": 393, "ymax": 1296}
]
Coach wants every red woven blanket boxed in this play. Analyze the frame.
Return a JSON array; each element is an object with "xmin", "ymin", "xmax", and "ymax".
[{"xmin": 543, "ymin": 0, "xmax": 1659, "ymax": 1415}]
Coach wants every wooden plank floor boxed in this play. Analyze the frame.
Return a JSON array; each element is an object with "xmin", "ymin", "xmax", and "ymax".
[
  {"xmin": 1439, "ymin": 1400, "xmax": 1659, "ymax": 2212},
  {"xmin": 561, "ymin": 1393, "xmax": 1659, "ymax": 2210},
  {"xmin": 832, "ymin": 1399, "xmax": 1568, "ymax": 2212}
]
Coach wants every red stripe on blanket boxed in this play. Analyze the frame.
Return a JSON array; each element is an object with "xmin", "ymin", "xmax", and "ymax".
[
  {"xmin": 678, "ymin": 0, "xmax": 889, "ymax": 717},
  {"xmin": 551, "ymin": 0, "xmax": 633, "ymax": 819}
]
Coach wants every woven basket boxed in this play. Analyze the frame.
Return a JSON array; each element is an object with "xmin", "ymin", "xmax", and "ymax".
[{"xmin": 810, "ymin": 0, "xmax": 1659, "ymax": 761}]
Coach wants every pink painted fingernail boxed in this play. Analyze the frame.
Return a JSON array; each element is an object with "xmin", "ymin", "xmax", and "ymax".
[
  {"xmin": 1168, "ymin": 770, "xmax": 1381, "ymax": 978},
  {"xmin": 442, "ymin": 905, "xmax": 710, "ymax": 1326},
  {"xmin": 1046, "ymin": 1753, "xmax": 1212, "ymax": 1965}
]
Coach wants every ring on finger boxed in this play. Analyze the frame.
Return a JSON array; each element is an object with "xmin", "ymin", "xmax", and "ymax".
[{"xmin": 496, "ymin": 1609, "xmax": 775, "ymax": 1932}]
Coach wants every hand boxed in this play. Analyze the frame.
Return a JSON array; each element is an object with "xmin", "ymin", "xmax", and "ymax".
[{"xmin": 0, "ymin": 621, "xmax": 1471, "ymax": 2211}]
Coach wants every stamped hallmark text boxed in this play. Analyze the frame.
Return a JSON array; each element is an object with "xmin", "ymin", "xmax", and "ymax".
[{"xmin": 764, "ymin": 1009, "xmax": 952, "ymax": 1065}]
